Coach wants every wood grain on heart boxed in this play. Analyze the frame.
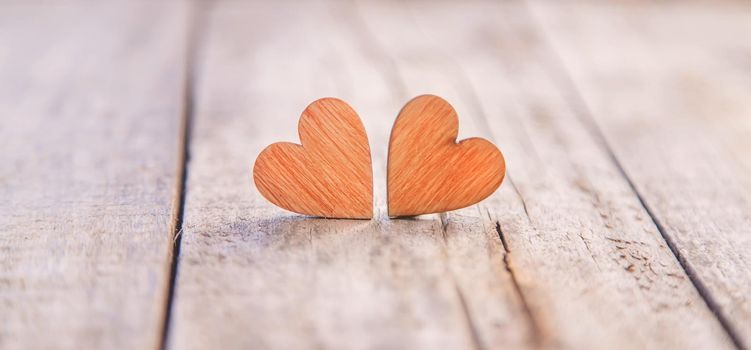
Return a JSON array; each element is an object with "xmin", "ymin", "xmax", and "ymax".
[
  {"xmin": 253, "ymin": 98, "xmax": 373, "ymax": 219},
  {"xmin": 388, "ymin": 95, "xmax": 506, "ymax": 217}
]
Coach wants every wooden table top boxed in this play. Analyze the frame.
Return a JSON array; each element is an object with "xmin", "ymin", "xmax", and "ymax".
[{"xmin": 2, "ymin": 1, "xmax": 750, "ymax": 349}]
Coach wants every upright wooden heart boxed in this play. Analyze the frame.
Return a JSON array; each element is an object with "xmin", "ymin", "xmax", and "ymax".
[
  {"xmin": 253, "ymin": 98, "xmax": 373, "ymax": 219},
  {"xmin": 388, "ymin": 95, "xmax": 506, "ymax": 217}
]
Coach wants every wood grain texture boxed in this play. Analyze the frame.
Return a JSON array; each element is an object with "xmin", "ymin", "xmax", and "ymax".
[
  {"xmin": 168, "ymin": 1, "xmax": 530, "ymax": 349},
  {"xmin": 531, "ymin": 1, "xmax": 751, "ymax": 347},
  {"xmin": 388, "ymin": 94, "xmax": 505, "ymax": 217},
  {"xmin": 0, "ymin": 1, "xmax": 190, "ymax": 349},
  {"xmin": 253, "ymin": 97, "xmax": 373, "ymax": 219},
  {"xmin": 357, "ymin": 0, "xmax": 735, "ymax": 348}
]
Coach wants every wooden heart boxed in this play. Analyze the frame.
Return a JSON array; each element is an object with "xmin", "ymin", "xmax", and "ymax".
[
  {"xmin": 253, "ymin": 98, "xmax": 373, "ymax": 219},
  {"xmin": 388, "ymin": 95, "xmax": 506, "ymax": 217}
]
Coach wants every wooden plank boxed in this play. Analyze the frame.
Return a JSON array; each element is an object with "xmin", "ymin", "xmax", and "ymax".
[
  {"xmin": 531, "ymin": 1, "xmax": 751, "ymax": 347},
  {"xmin": 356, "ymin": 1, "xmax": 735, "ymax": 348},
  {"xmin": 167, "ymin": 1, "xmax": 531, "ymax": 349},
  {"xmin": 0, "ymin": 2, "xmax": 190, "ymax": 349}
]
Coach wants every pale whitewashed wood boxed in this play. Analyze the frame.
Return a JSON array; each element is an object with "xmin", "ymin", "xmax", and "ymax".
[
  {"xmin": 532, "ymin": 2, "xmax": 751, "ymax": 347},
  {"xmin": 168, "ymin": 1, "xmax": 529, "ymax": 349},
  {"xmin": 0, "ymin": 2, "xmax": 190, "ymax": 350},
  {"xmin": 357, "ymin": 1, "xmax": 734, "ymax": 348}
]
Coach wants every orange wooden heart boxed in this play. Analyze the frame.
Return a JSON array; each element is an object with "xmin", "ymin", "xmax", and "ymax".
[
  {"xmin": 387, "ymin": 95, "xmax": 506, "ymax": 217},
  {"xmin": 253, "ymin": 98, "xmax": 373, "ymax": 219}
]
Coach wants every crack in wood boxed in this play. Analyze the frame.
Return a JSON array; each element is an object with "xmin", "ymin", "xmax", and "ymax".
[{"xmin": 493, "ymin": 218, "xmax": 543, "ymax": 349}]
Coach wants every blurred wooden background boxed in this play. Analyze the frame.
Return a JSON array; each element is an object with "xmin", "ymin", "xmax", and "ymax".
[{"xmin": 2, "ymin": 1, "xmax": 751, "ymax": 349}]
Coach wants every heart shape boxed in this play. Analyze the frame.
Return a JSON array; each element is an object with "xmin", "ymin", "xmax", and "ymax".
[
  {"xmin": 253, "ymin": 98, "xmax": 373, "ymax": 219},
  {"xmin": 387, "ymin": 95, "xmax": 506, "ymax": 217}
]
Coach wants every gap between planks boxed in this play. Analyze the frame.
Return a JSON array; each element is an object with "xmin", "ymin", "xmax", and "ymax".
[{"xmin": 159, "ymin": 2, "xmax": 206, "ymax": 349}]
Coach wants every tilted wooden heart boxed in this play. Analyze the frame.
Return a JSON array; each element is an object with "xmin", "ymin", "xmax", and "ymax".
[
  {"xmin": 253, "ymin": 98, "xmax": 373, "ymax": 219},
  {"xmin": 388, "ymin": 95, "xmax": 506, "ymax": 217}
]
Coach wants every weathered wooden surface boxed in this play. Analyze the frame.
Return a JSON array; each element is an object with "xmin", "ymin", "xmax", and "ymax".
[
  {"xmin": 0, "ymin": 1, "xmax": 190, "ymax": 350},
  {"xmin": 532, "ymin": 2, "xmax": 751, "ymax": 347},
  {"xmin": 3, "ymin": 0, "xmax": 751, "ymax": 349},
  {"xmin": 357, "ymin": 1, "xmax": 735, "ymax": 348}
]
